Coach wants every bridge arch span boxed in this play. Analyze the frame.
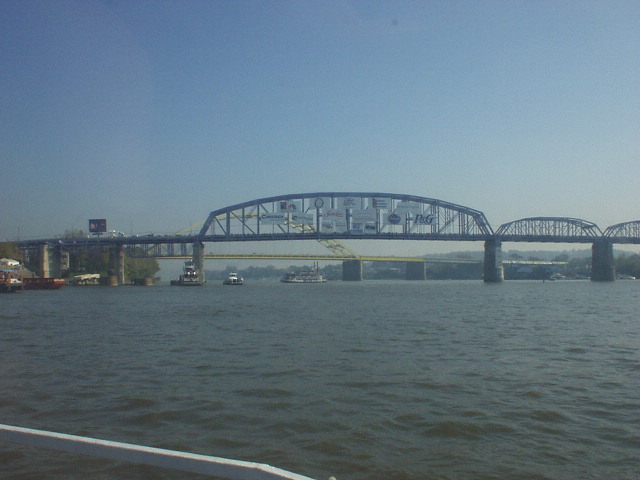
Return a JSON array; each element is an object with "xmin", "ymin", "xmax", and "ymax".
[
  {"xmin": 496, "ymin": 217, "xmax": 603, "ymax": 243},
  {"xmin": 198, "ymin": 192, "xmax": 494, "ymax": 241},
  {"xmin": 603, "ymin": 220, "xmax": 640, "ymax": 243}
]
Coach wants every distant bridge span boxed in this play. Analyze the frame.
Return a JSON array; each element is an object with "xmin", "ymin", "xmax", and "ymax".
[
  {"xmin": 14, "ymin": 192, "xmax": 639, "ymax": 283},
  {"xmin": 495, "ymin": 217, "xmax": 604, "ymax": 243},
  {"xmin": 603, "ymin": 220, "xmax": 640, "ymax": 244}
]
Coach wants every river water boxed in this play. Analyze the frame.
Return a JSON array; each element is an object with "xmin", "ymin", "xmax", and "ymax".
[{"xmin": 0, "ymin": 280, "xmax": 638, "ymax": 480}]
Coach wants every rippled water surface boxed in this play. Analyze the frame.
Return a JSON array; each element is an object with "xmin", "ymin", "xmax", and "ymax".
[{"xmin": 1, "ymin": 280, "xmax": 638, "ymax": 480}]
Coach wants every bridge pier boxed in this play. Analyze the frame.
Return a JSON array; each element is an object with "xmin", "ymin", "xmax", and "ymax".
[
  {"xmin": 405, "ymin": 261, "xmax": 426, "ymax": 280},
  {"xmin": 483, "ymin": 239, "xmax": 504, "ymax": 283},
  {"xmin": 193, "ymin": 242, "xmax": 206, "ymax": 284},
  {"xmin": 109, "ymin": 244, "xmax": 126, "ymax": 285},
  {"xmin": 591, "ymin": 241, "xmax": 615, "ymax": 281},
  {"xmin": 38, "ymin": 244, "xmax": 63, "ymax": 278},
  {"xmin": 342, "ymin": 260, "xmax": 363, "ymax": 281}
]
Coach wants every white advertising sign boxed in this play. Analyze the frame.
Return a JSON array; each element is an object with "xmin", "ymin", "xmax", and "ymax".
[
  {"xmin": 279, "ymin": 200, "xmax": 301, "ymax": 212},
  {"xmin": 324, "ymin": 209, "xmax": 345, "ymax": 221},
  {"xmin": 351, "ymin": 222, "xmax": 364, "ymax": 235},
  {"xmin": 384, "ymin": 212, "xmax": 403, "ymax": 225},
  {"xmin": 396, "ymin": 201, "xmax": 421, "ymax": 214},
  {"xmin": 351, "ymin": 209, "xmax": 376, "ymax": 223},
  {"xmin": 351, "ymin": 222, "xmax": 377, "ymax": 235},
  {"xmin": 371, "ymin": 198, "xmax": 390, "ymax": 209},
  {"xmin": 260, "ymin": 213, "xmax": 287, "ymax": 225},
  {"xmin": 334, "ymin": 221, "xmax": 347, "ymax": 233},
  {"xmin": 334, "ymin": 216, "xmax": 347, "ymax": 227},
  {"xmin": 321, "ymin": 220, "xmax": 335, "ymax": 233},
  {"xmin": 340, "ymin": 197, "xmax": 358, "ymax": 209},
  {"xmin": 322, "ymin": 209, "xmax": 347, "ymax": 232},
  {"xmin": 291, "ymin": 212, "xmax": 314, "ymax": 225}
]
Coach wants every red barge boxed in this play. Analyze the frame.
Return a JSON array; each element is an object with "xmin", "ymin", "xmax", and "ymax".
[{"xmin": 22, "ymin": 278, "xmax": 67, "ymax": 290}]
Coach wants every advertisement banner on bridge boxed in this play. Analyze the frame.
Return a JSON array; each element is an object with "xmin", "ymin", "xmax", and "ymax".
[
  {"xmin": 339, "ymin": 197, "xmax": 358, "ymax": 209},
  {"xmin": 260, "ymin": 213, "xmax": 287, "ymax": 225},
  {"xmin": 351, "ymin": 222, "xmax": 364, "ymax": 235},
  {"xmin": 322, "ymin": 209, "xmax": 347, "ymax": 233},
  {"xmin": 395, "ymin": 201, "xmax": 421, "ymax": 214},
  {"xmin": 350, "ymin": 222, "xmax": 377, "ymax": 235},
  {"xmin": 371, "ymin": 198, "xmax": 390, "ymax": 209},
  {"xmin": 351, "ymin": 209, "xmax": 376, "ymax": 223},
  {"xmin": 279, "ymin": 200, "xmax": 301, "ymax": 212},
  {"xmin": 384, "ymin": 212, "xmax": 403, "ymax": 226},
  {"xmin": 321, "ymin": 220, "xmax": 348, "ymax": 233},
  {"xmin": 411, "ymin": 213, "xmax": 437, "ymax": 226},
  {"xmin": 334, "ymin": 221, "xmax": 348, "ymax": 233},
  {"xmin": 323, "ymin": 209, "xmax": 345, "ymax": 222},
  {"xmin": 321, "ymin": 219, "xmax": 334, "ymax": 232},
  {"xmin": 290, "ymin": 212, "xmax": 314, "ymax": 225}
]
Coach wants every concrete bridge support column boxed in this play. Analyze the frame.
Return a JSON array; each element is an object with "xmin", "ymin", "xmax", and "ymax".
[
  {"xmin": 193, "ymin": 242, "xmax": 206, "ymax": 284},
  {"xmin": 483, "ymin": 239, "xmax": 504, "ymax": 283},
  {"xmin": 591, "ymin": 241, "xmax": 615, "ymax": 281},
  {"xmin": 39, "ymin": 245, "xmax": 63, "ymax": 278},
  {"xmin": 115, "ymin": 244, "xmax": 125, "ymax": 285},
  {"xmin": 342, "ymin": 259, "xmax": 363, "ymax": 281},
  {"xmin": 109, "ymin": 244, "xmax": 125, "ymax": 285},
  {"xmin": 406, "ymin": 261, "xmax": 426, "ymax": 280},
  {"xmin": 39, "ymin": 244, "xmax": 49, "ymax": 278}
]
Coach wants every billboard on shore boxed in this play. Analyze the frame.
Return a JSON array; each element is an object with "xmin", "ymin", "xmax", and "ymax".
[{"xmin": 89, "ymin": 219, "xmax": 107, "ymax": 233}]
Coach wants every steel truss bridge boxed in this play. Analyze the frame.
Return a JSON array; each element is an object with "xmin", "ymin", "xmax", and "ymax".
[
  {"xmin": 496, "ymin": 217, "xmax": 640, "ymax": 244},
  {"xmin": 18, "ymin": 192, "xmax": 639, "ymax": 250},
  {"xmin": 15, "ymin": 192, "xmax": 639, "ymax": 281}
]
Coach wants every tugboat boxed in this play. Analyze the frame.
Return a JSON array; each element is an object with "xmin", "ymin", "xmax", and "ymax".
[
  {"xmin": 171, "ymin": 260, "xmax": 202, "ymax": 286},
  {"xmin": 281, "ymin": 262, "xmax": 327, "ymax": 283},
  {"xmin": 223, "ymin": 272, "xmax": 244, "ymax": 285}
]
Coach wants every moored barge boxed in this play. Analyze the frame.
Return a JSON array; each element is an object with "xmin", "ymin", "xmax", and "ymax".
[{"xmin": 22, "ymin": 278, "xmax": 67, "ymax": 290}]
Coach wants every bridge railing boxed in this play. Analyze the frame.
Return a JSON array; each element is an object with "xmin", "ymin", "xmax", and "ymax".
[{"xmin": 0, "ymin": 424, "xmax": 319, "ymax": 480}]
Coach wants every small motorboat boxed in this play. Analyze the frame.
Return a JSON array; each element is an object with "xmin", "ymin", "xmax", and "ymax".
[{"xmin": 223, "ymin": 272, "xmax": 244, "ymax": 285}]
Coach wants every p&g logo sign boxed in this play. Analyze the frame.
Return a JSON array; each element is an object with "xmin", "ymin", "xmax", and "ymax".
[{"xmin": 414, "ymin": 214, "xmax": 437, "ymax": 225}]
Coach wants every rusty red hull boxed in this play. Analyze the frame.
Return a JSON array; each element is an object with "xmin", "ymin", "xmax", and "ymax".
[{"xmin": 22, "ymin": 278, "xmax": 67, "ymax": 290}]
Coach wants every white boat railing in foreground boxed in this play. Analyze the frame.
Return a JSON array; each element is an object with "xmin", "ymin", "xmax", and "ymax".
[{"xmin": 0, "ymin": 424, "xmax": 322, "ymax": 480}]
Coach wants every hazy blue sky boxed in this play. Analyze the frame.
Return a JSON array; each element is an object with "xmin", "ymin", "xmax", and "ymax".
[{"xmin": 2, "ymin": 0, "xmax": 638, "ymax": 244}]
